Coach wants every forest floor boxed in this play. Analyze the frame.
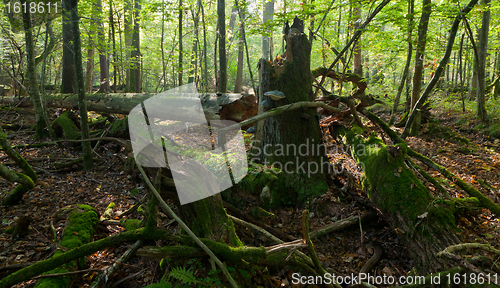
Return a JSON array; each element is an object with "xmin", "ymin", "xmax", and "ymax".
[{"xmin": 0, "ymin": 103, "xmax": 499, "ymax": 287}]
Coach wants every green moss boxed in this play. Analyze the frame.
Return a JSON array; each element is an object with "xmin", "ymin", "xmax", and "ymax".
[
  {"xmin": 34, "ymin": 265, "xmax": 73, "ymax": 287},
  {"xmin": 474, "ymin": 123, "xmax": 487, "ymax": 131},
  {"xmin": 60, "ymin": 205, "xmax": 98, "ymax": 249},
  {"xmin": 120, "ymin": 219, "xmax": 142, "ymax": 231},
  {"xmin": 109, "ymin": 117, "xmax": 129, "ymax": 138},
  {"xmin": 51, "ymin": 111, "xmax": 80, "ymax": 140},
  {"xmin": 4, "ymin": 226, "xmax": 14, "ymax": 234},
  {"xmin": 455, "ymin": 118, "xmax": 468, "ymax": 126},
  {"xmin": 249, "ymin": 207, "xmax": 275, "ymax": 220},
  {"xmin": 487, "ymin": 123, "xmax": 500, "ymax": 138}
]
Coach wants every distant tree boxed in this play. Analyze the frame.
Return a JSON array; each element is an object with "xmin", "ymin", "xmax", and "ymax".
[
  {"xmin": 409, "ymin": 0, "xmax": 431, "ymax": 135},
  {"xmin": 476, "ymin": 0, "xmax": 490, "ymax": 121},
  {"xmin": 95, "ymin": 0, "xmax": 110, "ymax": 93},
  {"xmin": 61, "ymin": 0, "xmax": 76, "ymax": 93},
  {"xmin": 217, "ymin": 0, "xmax": 227, "ymax": 92},
  {"xmin": 390, "ymin": 0, "xmax": 414, "ymax": 125},
  {"xmin": 352, "ymin": 0, "xmax": 362, "ymax": 77},
  {"xmin": 178, "ymin": 0, "xmax": 183, "ymax": 86},
  {"xmin": 69, "ymin": 0, "xmax": 93, "ymax": 170}
]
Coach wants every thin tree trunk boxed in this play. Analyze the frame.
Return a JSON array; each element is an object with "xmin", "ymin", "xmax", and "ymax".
[
  {"xmin": 218, "ymin": 0, "xmax": 227, "ymax": 92},
  {"xmin": 352, "ymin": 0, "xmax": 362, "ymax": 77},
  {"xmin": 70, "ymin": 0, "xmax": 94, "ymax": 170},
  {"xmin": 124, "ymin": 0, "xmax": 133, "ymax": 92},
  {"xmin": 200, "ymin": 0, "xmax": 208, "ymax": 92},
  {"xmin": 234, "ymin": 6, "xmax": 244, "ymax": 93},
  {"xmin": 40, "ymin": 21, "xmax": 57, "ymax": 140},
  {"xmin": 236, "ymin": 0, "xmax": 255, "ymax": 93},
  {"xmin": 261, "ymin": 0, "xmax": 274, "ymax": 61},
  {"xmin": 459, "ymin": 34, "xmax": 465, "ymax": 112},
  {"xmin": 389, "ymin": 0, "xmax": 414, "ymax": 125},
  {"xmin": 110, "ymin": 0, "xmax": 118, "ymax": 93},
  {"xmin": 61, "ymin": 0, "xmax": 75, "ymax": 93},
  {"xmin": 178, "ymin": 0, "xmax": 183, "ymax": 86},
  {"xmin": 95, "ymin": 0, "xmax": 110, "ymax": 93},
  {"xmin": 22, "ymin": 0, "xmax": 46, "ymax": 138},
  {"xmin": 85, "ymin": 36, "xmax": 95, "ymax": 93},
  {"xmin": 188, "ymin": 7, "xmax": 199, "ymax": 84},
  {"xmin": 408, "ymin": 0, "xmax": 431, "ymax": 135},
  {"xmin": 401, "ymin": 0, "xmax": 478, "ymax": 139},
  {"xmin": 476, "ymin": 0, "xmax": 490, "ymax": 121},
  {"xmin": 161, "ymin": 4, "xmax": 167, "ymax": 91}
]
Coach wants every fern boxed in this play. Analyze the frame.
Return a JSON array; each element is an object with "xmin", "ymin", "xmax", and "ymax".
[{"xmin": 169, "ymin": 266, "xmax": 199, "ymax": 285}]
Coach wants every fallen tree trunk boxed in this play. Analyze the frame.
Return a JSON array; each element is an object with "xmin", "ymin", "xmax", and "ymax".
[
  {"xmin": 34, "ymin": 205, "xmax": 99, "ymax": 288},
  {"xmin": 329, "ymin": 124, "xmax": 463, "ymax": 274},
  {"xmin": 0, "ymin": 92, "xmax": 246, "ymax": 120},
  {"xmin": 0, "ymin": 125, "xmax": 37, "ymax": 205}
]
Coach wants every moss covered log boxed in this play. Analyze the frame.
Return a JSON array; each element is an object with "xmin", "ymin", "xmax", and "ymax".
[
  {"xmin": 331, "ymin": 124, "xmax": 463, "ymax": 274},
  {"xmin": 34, "ymin": 205, "xmax": 99, "ymax": 288},
  {"xmin": 0, "ymin": 126, "xmax": 37, "ymax": 206}
]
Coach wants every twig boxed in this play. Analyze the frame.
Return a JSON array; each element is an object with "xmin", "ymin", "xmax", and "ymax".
[
  {"xmin": 110, "ymin": 268, "xmax": 146, "ymax": 288},
  {"xmin": 302, "ymin": 210, "xmax": 336, "ymax": 288},
  {"xmin": 90, "ymin": 240, "xmax": 142, "ymax": 288},
  {"xmin": 33, "ymin": 268, "xmax": 102, "ymax": 279},
  {"xmin": 135, "ymin": 164, "xmax": 239, "ymax": 288}
]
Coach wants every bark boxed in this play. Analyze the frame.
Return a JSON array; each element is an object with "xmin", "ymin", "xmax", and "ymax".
[
  {"xmin": 0, "ymin": 126, "xmax": 37, "ymax": 206},
  {"xmin": 352, "ymin": 1, "xmax": 362, "ymax": 77},
  {"xmin": 409, "ymin": 0, "xmax": 431, "ymax": 135},
  {"xmin": 200, "ymin": 0, "xmax": 208, "ymax": 91},
  {"xmin": 129, "ymin": 0, "xmax": 141, "ymax": 93},
  {"xmin": 124, "ymin": 0, "xmax": 133, "ymax": 92},
  {"xmin": 217, "ymin": 0, "xmax": 227, "ymax": 92},
  {"xmin": 233, "ymin": 5, "xmax": 244, "ymax": 93},
  {"xmin": 85, "ymin": 42, "xmax": 95, "ymax": 93},
  {"xmin": 22, "ymin": 1, "xmax": 47, "ymax": 138},
  {"xmin": 61, "ymin": 0, "xmax": 76, "ymax": 93},
  {"xmin": 34, "ymin": 205, "xmax": 99, "ymax": 287},
  {"xmin": 330, "ymin": 118, "xmax": 462, "ymax": 275},
  {"xmin": 261, "ymin": 0, "xmax": 274, "ymax": 61},
  {"xmin": 259, "ymin": 32, "xmax": 329, "ymax": 206},
  {"xmin": 476, "ymin": 0, "xmax": 490, "ymax": 121},
  {"xmin": 70, "ymin": 0, "xmax": 94, "ymax": 170},
  {"xmin": 178, "ymin": 0, "xmax": 183, "ymax": 86},
  {"xmin": 161, "ymin": 4, "xmax": 167, "ymax": 91},
  {"xmin": 389, "ymin": 0, "xmax": 414, "ymax": 125},
  {"xmin": 109, "ymin": 0, "xmax": 118, "ymax": 93},
  {"xmin": 95, "ymin": 0, "xmax": 110, "ymax": 93},
  {"xmin": 1, "ymin": 93, "xmax": 248, "ymax": 120},
  {"xmin": 188, "ymin": 6, "xmax": 199, "ymax": 84},
  {"xmin": 401, "ymin": 0, "xmax": 478, "ymax": 139}
]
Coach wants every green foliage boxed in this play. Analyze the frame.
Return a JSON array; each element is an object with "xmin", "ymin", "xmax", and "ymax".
[
  {"xmin": 487, "ymin": 123, "xmax": 500, "ymax": 138},
  {"xmin": 169, "ymin": 266, "xmax": 199, "ymax": 285}
]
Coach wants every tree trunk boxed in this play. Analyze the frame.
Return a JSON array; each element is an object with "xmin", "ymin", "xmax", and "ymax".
[
  {"xmin": 352, "ymin": 0, "xmax": 362, "ymax": 77},
  {"xmin": 258, "ymin": 32, "xmax": 328, "ymax": 207},
  {"xmin": 233, "ymin": 5, "xmax": 244, "ymax": 93},
  {"xmin": 0, "ymin": 126, "xmax": 37, "ymax": 206},
  {"xmin": 61, "ymin": 0, "xmax": 76, "ymax": 93},
  {"xmin": 217, "ymin": 0, "xmax": 227, "ymax": 92},
  {"xmin": 70, "ymin": 0, "xmax": 94, "ymax": 170},
  {"xmin": 33, "ymin": 205, "xmax": 99, "ymax": 287},
  {"xmin": 389, "ymin": 0, "xmax": 414, "ymax": 125},
  {"xmin": 84, "ymin": 38, "xmax": 95, "ymax": 93},
  {"xmin": 178, "ymin": 0, "xmax": 183, "ymax": 86},
  {"xmin": 200, "ymin": 0, "xmax": 208, "ymax": 91},
  {"xmin": 330, "ymin": 119, "xmax": 463, "ymax": 274},
  {"xmin": 261, "ymin": 0, "xmax": 274, "ymax": 61},
  {"xmin": 109, "ymin": 0, "xmax": 118, "ymax": 93},
  {"xmin": 95, "ymin": 0, "xmax": 110, "ymax": 93},
  {"xmin": 409, "ymin": 0, "xmax": 431, "ymax": 135},
  {"xmin": 124, "ymin": 0, "xmax": 133, "ymax": 92},
  {"xmin": 129, "ymin": 0, "xmax": 141, "ymax": 93},
  {"xmin": 188, "ymin": 7, "xmax": 199, "ymax": 84},
  {"xmin": 22, "ymin": 1, "xmax": 47, "ymax": 138},
  {"xmin": 476, "ymin": 0, "xmax": 490, "ymax": 121},
  {"xmin": 2, "ymin": 93, "xmax": 247, "ymax": 120}
]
